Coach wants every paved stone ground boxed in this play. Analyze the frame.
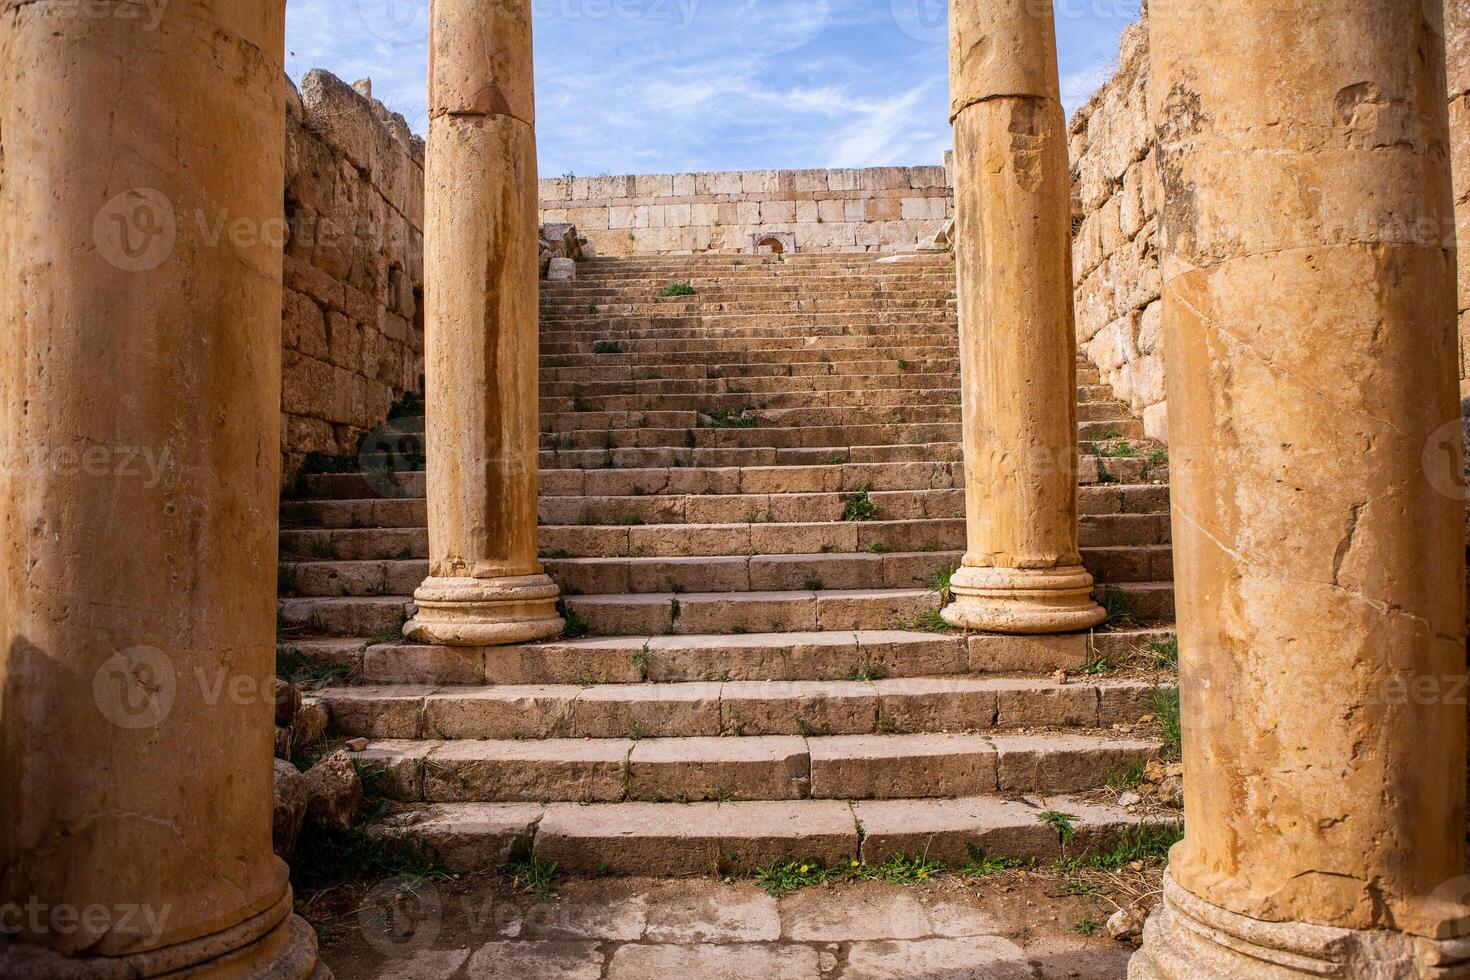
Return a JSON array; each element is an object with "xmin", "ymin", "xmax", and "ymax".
[{"xmin": 311, "ymin": 874, "xmax": 1139, "ymax": 979}]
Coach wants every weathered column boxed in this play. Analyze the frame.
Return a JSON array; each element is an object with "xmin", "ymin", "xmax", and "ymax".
[
  {"xmin": 0, "ymin": 2, "xmax": 321, "ymax": 977},
  {"xmin": 404, "ymin": 0, "xmax": 563, "ymax": 646},
  {"xmin": 941, "ymin": 0, "xmax": 1106, "ymax": 634},
  {"xmin": 1133, "ymin": 1, "xmax": 1470, "ymax": 976}
]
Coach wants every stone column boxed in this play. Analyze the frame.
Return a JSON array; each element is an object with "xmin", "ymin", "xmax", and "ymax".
[
  {"xmin": 0, "ymin": 3, "xmax": 321, "ymax": 977},
  {"xmin": 404, "ymin": 0, "xmax": 564, "ymax": 647},
  {"xmin": 1133, "ymin": 1, "xmax": 1470, "ymax": 976},
  {"xmin": 941, "ymin": 0, "xmax": 1106, "ymax": 634}
]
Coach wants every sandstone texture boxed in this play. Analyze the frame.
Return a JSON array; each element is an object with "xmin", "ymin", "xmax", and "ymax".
[
  {"xmin": 1133, "ymin": 0, "xmax": 1470, "ymax": 974},
  {"xmin": 282, "ymin": 69, "xmax": 425, "ymax": 486},
  {"xmin": 942, "ymin": 0, "xmax": 1105, "ymax": 634}
]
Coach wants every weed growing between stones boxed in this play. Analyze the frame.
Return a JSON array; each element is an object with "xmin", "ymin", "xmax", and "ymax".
[
  {"xmin": 592, "ymin": 340, "xmax": 623, "ymax": 354},
  {"xmin": 276, "ymin": 647, "xmax": 350, "ymax": 685},
  {"xmin": 502, "ymin": 857, "xmax": 559, "ymax": 900},
  {"xmin": 559, "ymin": 602, "xmax": 590, "ymax": 639},
  {"xmin": 1099, "ymin": 587, "xmax": 1136, "ymax": 626},
  {"xmin": 657, "ymin": 281, "xmax": 696, "ymax": 297},
  {"xmin": 1037, "ymin": 810, "xmax": 1078, "ymax": 845},
  {"xmin": 842, "ymin": 487, "xmax": 878, "ymax": 522},
  {"xmin": 1153, "ymin": 687, "xmax": 1182, "ymax": 760}
]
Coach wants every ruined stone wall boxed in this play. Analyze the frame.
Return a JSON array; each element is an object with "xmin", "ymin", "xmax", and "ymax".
[
  {"xmin": 1071, "ymin": 4, "xmax": 1470, "ymax": 432},
  {"xmin": 280, "ymin": 71, "xmax": 425, "ymax": 485},
  {"xmin": 1068, "ymin": 18, "xmax": 1166, "ymax": 442},
  {"xmin": 1450, "ymin": 0, "xmax": 1470, "ymax": 397},
  {"xmin": 539, "ymin": 166, "xmax": 953, "ymax": 256}
]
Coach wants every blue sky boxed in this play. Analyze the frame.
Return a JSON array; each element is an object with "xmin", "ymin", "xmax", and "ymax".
[{"xmin": 285, "ymin": 0, "xmax": 1141, "ymax": 177}]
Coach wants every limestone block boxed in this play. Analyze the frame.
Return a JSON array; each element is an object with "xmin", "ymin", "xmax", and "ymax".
[
  {"xmin": 792, "ymin": 169, "xmax": 830, "ymax": 193},
  {"xmin": 671, "ymin": 172, "xmax": 696, "ymax": 196},
  {"xmin": 860, "ymin": 167, "xmax": 909, "ymax": 191},
  {"xmin": 547, "ymin": 257, "xmax": 576, "ymax": 281},
  {"xmin": 817, "ymin": 199, "xmax": 846, "ymax": 223},
  {"xmin": 910, "ymin": 166, "xmax": 948, "ymax": 188},
  {"xmin": 1142, "ymin": 402, "xmax": 1169, "ymax": 444},
  {"xmin": 828, "ymin": 169, "xmax": 863, "ymax": 191},
  {"xmin": 740, "ymin": 170, "xmax": 778, "ymax": 195},
  {"xmin": 273, "ymin": 760, "xmax": 308, "ymax": 857},
  {"xmin": 901, "ymin": 196, "xmax": 946, "ymax": 220},
  {"xmin": 695, "ymin": 171, "xmax": 743, "ymax": 196},
  {"xmin": 608, "ymin": 205, "xmax": 635, "ymax": 230},
  {"xmin": 634, "ymin": 173, "xmax": 674, "ymax": 197},
  {"xmin": 302, "ymin": 69, "xmax": 376, "ymax": 174},
  {"xmin": 541, "ymin": 176, "xmax": 572, "ymax": 201},
  {"xmin": 303, "ymin": 750, "xmax": 364, "ymax": 833},
  {"xmin": 662, "ymin": 203, "xmax": 691, "ymax": 227},
  {"xmin": 760, "ymin": 200, "xmax": 797, "ymax": 224}
]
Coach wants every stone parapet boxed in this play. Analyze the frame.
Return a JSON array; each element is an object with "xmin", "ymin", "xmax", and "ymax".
[{"xmin": 539, "ymin": 166, "xmax": 952, "ymax": 256}]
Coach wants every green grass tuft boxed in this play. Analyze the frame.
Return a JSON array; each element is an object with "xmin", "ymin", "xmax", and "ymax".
[
  {"xmin": 842, "ymin": 487, "xmax": 879, "ymax": 522},
  {"xmin": 658, "ymin": 281, "xmax": 696, "ymax": 297}
]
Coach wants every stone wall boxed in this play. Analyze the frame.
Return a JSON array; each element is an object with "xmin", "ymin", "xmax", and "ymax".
[
  {"xmin": 1068, "ymin": 18, "xmax": 1165, "ymax": 442},
  {"xmin": 538, "ymin": 166, "xmax": 953, "ymax": 256},
  {"xmin": 1450, "ymin": 0, "xmax": 1470, "ymax": 397},
  {"xmin": 1071, "ymin": 3, "xmax": 1470, "ymax": 434},
  {"xmin": 280, "ymin": 71, "xmax": 425, "ymax": 484}
]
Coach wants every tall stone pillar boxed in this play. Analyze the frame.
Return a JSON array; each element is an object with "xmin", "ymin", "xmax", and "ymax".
[
  {"xmin": 1133, "ymin": 1, "xmax": 1470, "ymax": 975},
  {"xmin": 404, "ymin": 0, "xmax": 563, "ymax": 646},
  {"xmin": 0, "ymin": 2, "xmax": 321, "ymax": 977},
  {"xmin": 941, "ymin": 0, "xmax": 1106, "ymax": 634}
]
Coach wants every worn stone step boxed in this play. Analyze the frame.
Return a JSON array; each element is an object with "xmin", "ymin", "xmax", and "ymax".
[
  {"xmin": 367, "ymin": 794, "xmax": 1159, "ymax": 875},
  {"xmin": 332, "ymin": 626, "xmax": 1175, "ymax": 686},
  {"xmin": 277, "ymin": 577, "xmax": 1173, "ymax": 638},
  {"xmin": 289, "ymin": 456, "xmax": 1166, "ymax": 502},
  {"xmin": 317, "ymin": 676, "xmax": 1169, "ymax": 741},
  {"xmin": 282, "ymin": 480, "xmax": 1168, "ymax": 529},
  {"xmin": 535, "ymin": 441, "xmax": 1154, "ymax": 472},
  {"xmin": 280, "ymin": 544, "xmax": 1173, "ymax": 600},
  {"xmin": 348, "ymin": 731, "xmax": 1160, "ymax": 804}
]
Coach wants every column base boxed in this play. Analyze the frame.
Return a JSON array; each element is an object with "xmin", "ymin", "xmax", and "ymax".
[
  {"xmin": 1130, "ymin": 875, "xmax": 1470, "ymax": 979},
  {"xmin": 0, "ymin": 904, "xmax": 327, "ymax": 979},
  {"xmin": 405, "ymin": 574, "xmax": 565, "ymax": 647},
  {"xmin": 941, "ymin": 564, "xmax": 1107, "ymax": 634}
]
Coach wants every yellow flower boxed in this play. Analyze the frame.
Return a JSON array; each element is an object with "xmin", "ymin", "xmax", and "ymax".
[
  {"xmin": 850, "ymin": 859, "xmax": 860, "ymax": 868},
  {"xmin": 799, "ymin": 865, "xmax": 809, "ymax": 874}
]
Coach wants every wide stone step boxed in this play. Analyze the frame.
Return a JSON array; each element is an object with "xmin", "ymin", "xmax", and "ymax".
[
  {"xmin": 279, "ymin": 544, "xmax": 1172, "ymax": 599},
  {"xmin": 279, "ymin": 514, "xmax": 1169, "ymax": 563},
  {"xmin": 316, "ymin": 677, "xmax": 1168, "ymax": 741},
  {"xmin": 366, "ymin": 795, "xmax": 1159, "ymax": 875},
  {"xmin": 350, "ymin": 732, "xmax": 1162, "ymax": 804},
  {"xmin": 532, "ymin": 439, "xmax": 1156, "ymax": 472},
  {"xmin": 276, "ymin": 579, "xmax": 1174, "ymax": 638},
  {"xmin": 541, "ymin": 357, "xmax": 962, "ymax": 383},
  {"xmin": 309, "ymin": 626, "xmax": 1175, "ymax": 686},
  {"xmin": 292, "ymin": 455, "xmax": 1170, "ymax": 505},
  {"xmin": 539, "ymin": 369, "xmax": 1099, "ymax": 396}
]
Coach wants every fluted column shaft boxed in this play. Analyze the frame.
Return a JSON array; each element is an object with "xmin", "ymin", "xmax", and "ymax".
[
  {"xmin": 1133, "ymin": 1, "xmax": 1469, "ymax": 975},
  {"xmin": 942, "ymin": 0, "xmax": 1106, "ymax": 634},
  {"xmin": 406, "ymin": 0, "xmax": 563, "ymax": 647},
  {"xmin": 0, "ymin": 2, "xmax": 320, "ymax": 975}
]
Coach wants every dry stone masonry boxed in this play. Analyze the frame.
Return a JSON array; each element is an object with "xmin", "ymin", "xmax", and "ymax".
[
  {"xmin": 540, "ymin": 166, "xmax": 953, "ymax": 257},
  {"xmin": 282, "ymin": 70, "xmax": 426, "ymax": 486}
]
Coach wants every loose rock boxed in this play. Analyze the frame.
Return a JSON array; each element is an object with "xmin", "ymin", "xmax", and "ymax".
[
  {"xmin": 292, "ymin": 696, "xmax": 330, "ymax": 748},
  {"xmin": 273, "ymin": 759, "xmax": 308, "ymax": 857},
  {"xmin": 275, "ymin": 678, "xmax": 302, "ymax": 727},
  {"xmin": 274, "ymin": 725, "xmax": 293, "ymax": 761},
  {"xmin": 1106, "ymin": 908, "xmax": 1143, "ymax": 942},
  {"xmin": 303, "ymin": 749, "xmax": 363, "ymax": 833}
]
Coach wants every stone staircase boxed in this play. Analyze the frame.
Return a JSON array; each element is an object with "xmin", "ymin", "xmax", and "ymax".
[{"xmin": 277, "ymin": 252, "xmax": 1178, "ymax": 876}]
